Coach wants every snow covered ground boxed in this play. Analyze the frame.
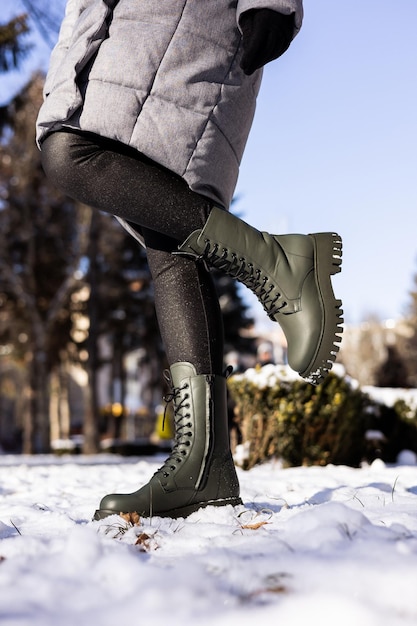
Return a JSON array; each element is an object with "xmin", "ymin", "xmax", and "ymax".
[{"xmin": 1, "ymin": 453, "xmax": 417, "ymax": 626}]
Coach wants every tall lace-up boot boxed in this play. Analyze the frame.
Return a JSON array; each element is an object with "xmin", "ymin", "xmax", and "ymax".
[
  {"xmin": 93, "ymin": 362, "xmax": 241, "ymax": 520},
  {"xmin": 176, "ymin": 206, "xmax": 343, "ymax": 385}
]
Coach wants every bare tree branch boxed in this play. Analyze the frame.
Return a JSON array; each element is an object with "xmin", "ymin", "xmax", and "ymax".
[{"xmin": 20, "ymin": 0, "xmax": 63, "ymax": 47}]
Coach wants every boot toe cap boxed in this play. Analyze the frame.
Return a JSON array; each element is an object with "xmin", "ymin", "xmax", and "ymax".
[{"xmin": 94, "ymin": 486, "xmax": 150, "ymax": 519}]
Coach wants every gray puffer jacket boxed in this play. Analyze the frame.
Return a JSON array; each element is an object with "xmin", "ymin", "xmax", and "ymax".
[{"xmin": 36, "ymin": 0, "xmax": 303, "ymax": 209}]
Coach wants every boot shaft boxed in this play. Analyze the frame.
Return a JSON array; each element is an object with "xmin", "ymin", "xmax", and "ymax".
[
  {"xmin": 176, "ymin": 207, "xmax": 342, "ymax": 311},
  {"xmin": 161, "ymin": 362, "xmax": 230, "ymax": 491},
  {"xmin": 175, "ymin": 207, "xmax": 316, "ymax": 315}
]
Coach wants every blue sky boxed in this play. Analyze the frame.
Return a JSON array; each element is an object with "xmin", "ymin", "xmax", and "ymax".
[{"xmin": 2, "ymin": 0, "xmax": 416, "ymax": 325}]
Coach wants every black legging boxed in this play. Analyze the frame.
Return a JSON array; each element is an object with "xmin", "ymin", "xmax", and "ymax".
[{"xmin": 41, "ymin": 130, "xmax": 224, "ymax": 375}]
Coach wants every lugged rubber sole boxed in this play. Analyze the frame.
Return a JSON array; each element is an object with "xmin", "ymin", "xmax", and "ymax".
[
  {"xmin": 300, "ymin": 232, "xmax": 343, "ymax": 385},
  {"xmin": 93, "ymin": 496, "xmax": 243, "ymax": 521}
]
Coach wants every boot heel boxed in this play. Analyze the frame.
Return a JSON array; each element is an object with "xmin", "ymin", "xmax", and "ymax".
[
  {"xmin": 303, "ymin": 232, "xmax": 344, "ymax": 384},
  {"xmin": 311, "ymin": 232, "xmax": 343, "ymax": 276}
]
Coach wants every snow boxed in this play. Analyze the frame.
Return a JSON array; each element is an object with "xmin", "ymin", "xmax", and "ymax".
[
  {"xmin": 1, "ymin": 454, "xmax": 417, "ymax": 625},
  {"xmin": 362, "ymin": 385, "xmax": 417, "ymax": 410}
]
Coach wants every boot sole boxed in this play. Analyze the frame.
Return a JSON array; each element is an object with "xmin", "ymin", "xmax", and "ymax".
[
  {"xmin": 300, "ymin": 232, "xmax": 343, "ymax": 385},
  {"xmin": 93, "ymin": 496, "xmax": 243, "ymax": 521}
]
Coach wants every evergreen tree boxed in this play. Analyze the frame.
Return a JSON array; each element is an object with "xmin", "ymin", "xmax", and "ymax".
[{"xmin": 0, "ymin": 14, "xmax": 30, "ymax": 73}]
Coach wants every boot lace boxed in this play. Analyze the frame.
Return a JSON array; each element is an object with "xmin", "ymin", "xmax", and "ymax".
[
  {"xmin": 202, "ymin": 239, "xmax": 288, "ymax": 319},
  {"xmin": 155, "ymin": 378, "xmax": 193, "ymax": 479}
]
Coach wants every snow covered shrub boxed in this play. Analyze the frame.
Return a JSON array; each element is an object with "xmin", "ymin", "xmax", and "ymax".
[{"xmin": 228, "ymin": 365, "xmax": 373, "ymax": 469}]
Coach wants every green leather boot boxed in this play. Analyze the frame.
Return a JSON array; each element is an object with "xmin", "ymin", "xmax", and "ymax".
[
  {"xmin": 93, "ymin": 362, "xmax": 241, "ymax": 520},
  {"xmin": 176, "ymin": 206, "xmax": 343, "ymax": 385}
]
